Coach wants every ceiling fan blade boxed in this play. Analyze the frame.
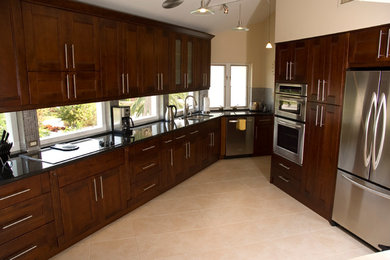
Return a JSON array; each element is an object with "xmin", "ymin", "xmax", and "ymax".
[{"xmin": 162, "ymin": 0, "xmax": 184, "ymax": 9}]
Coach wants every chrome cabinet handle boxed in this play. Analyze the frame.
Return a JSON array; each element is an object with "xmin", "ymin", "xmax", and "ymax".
[
  {"xmin": 341, "ymin": 173, "xmax": 390, "ymax": 200},
  {"xmin": 320, "ymin": 105, "xmax": 324, "ymax": 127},
  {"xmin": 278, "ymin": 163, "xmax": 290, "ymax": 170},
  {"xmin": 185, "ymin": 142, "xmax": 188, "ymax": 159},
  {"xmin": 228, "ymin": 120, "xmax": 238, "ymax": 123},
  {"xmin": 2, "ymin": 215, "xmax": 33, "ymax": 230},
  {"xmin": 93, "ymin": 178, "xmax": 98, "ymax": 202},
  {"xmin": 317, "ymin": 80, "xmax": 320, "ymax": 101},
  {"xmin": 0, "ymin": 189, "xmax": 31, "ymax": 201},
  {"xmin": 289, "ymin": 62, "xmax": 293, "ymax": 80},
  {"xmin": 73, "ymin": 74, "xmax": 77, "ymax": 99},
  {"xmin": 121, "ymin": 74, "xmax": 125, "ymax": 94},
  {"xmin": 170, "ymin": 148, "xmax": 173, "ymax": 166},
  {"xmin": 66, "ymin": 74, "xmax": 70, "ymax": 99},
  {"xmin": 164, "ymin": 139, "xmax": 172, "ymax": 144},
  {"xmin": 278, "ymin": 175, "xmax": 290, "ymax": 183},
  {"xmin": 157, "ymin": 73, "xmax": 160, "ymax": 91},
  {"xmin": 378, "ymin": 30, "xmax": 384, "ymax": 58},
  {"xmin": 209, "ymin": 133, "xmax": 213, "ymax": 147},
  {"xmin": 387, "ymin": 28, "xmax": 390, "ymax": 58},
  {"xmin": 175, "ymin": 135, "xmax": 186, "ymax": 140},
  {"xmin": 126, "ymin": 73, "xmax": 129, "ymax": 94},
  {"xmin": 373, "ymin": 93, "xmax": 387, "ymax": 170},
  {"xmin": 142, "ymin": 163, "xmax": 156, "ymax": 170},
  {"xmin": 188, "ymin": 142, "xmax": 191, "ymax": 158},
  {"xmin": 99, "ymin": 176, "xmax": 104, "ymax": 199},
  {"xmin": 322, "ymin": 80, "xmax": 326, "ymax": 102},
  {"xmin": 315, "ymin": 105, "xmax": 319, "ymax": 126},
  {"xmin": 71, "ymin": 44, "xmax": 75, "ymax": 69},
  {"xmin": 9, "ymin": 245, "xmax": 37, "ymax": 260},
  {"xmin": 286, "ymin": 62, "xmax": 289, "ymax": 80},
  {"xmin": 161, "ymin": 73, "xmax": 164, "ymax": 90},
  {"xmin": 143, "ymin": 183, "xmax": 156, "ymax": 192},
  {"xmin": 64, "ymin": 44, "xmax": 68, "ymax": 69},
  {"xmin": 142, "ymin": 145, "xmax": 155, "ymax": 152},
  {"xmin": 364, "ymin": 92, "xmax": 377, "ymax": 167},
  {"xmin": 190, "ymin": 130, "xmax": 199, "ymax": 135}
]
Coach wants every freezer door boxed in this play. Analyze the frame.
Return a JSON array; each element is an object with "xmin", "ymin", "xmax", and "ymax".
[
  {"xmin": 338, "ymin": 71, "xmax": 380, "ymax": 179},
  {"xmin": 332, "ymin": 170, "xmax": 390, "ymax": 250},
  {"xmin": 371, "ymin": 72, "xmax": 390, "ymax": 188}
]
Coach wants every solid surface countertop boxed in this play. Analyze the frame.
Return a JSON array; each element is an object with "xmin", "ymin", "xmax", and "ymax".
[{"xmin": 0, "ymin": 110, "xmax": 273, "ymax": 186}]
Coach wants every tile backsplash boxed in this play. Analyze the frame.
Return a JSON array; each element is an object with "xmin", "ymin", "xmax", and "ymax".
[{"xmin": 251, "ymin": 88, "xmax": 274, "ymax": 111}]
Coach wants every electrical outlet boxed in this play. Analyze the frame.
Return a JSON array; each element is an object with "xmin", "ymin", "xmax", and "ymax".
[{"xmin": 29, "ymin": 141, "xmax": 38, "ymax": 147}]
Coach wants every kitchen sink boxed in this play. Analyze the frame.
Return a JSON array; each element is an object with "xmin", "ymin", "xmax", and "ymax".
[{"xmin": 182, "ymin": 114, "xmax": 213, "ymax": 120}]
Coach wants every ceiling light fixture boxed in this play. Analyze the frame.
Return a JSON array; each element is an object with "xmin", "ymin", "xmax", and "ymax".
[
  {"xmin": 341, "ymin": 0, "xmax": 390, "ymax": 3},
  {"xmin": 191, "ymin": 0, "xmax": 215, "ymax": 15},
  {"xmin": 223, "ymin": 4, "xmax": 229, "ymax": 14},
  {"xmin": 266, "ymin": 0, "xmax": 272, "ymax": 49},
  {"xmin": 232, "ymin": 3, "xmax": 249, "ymax": 32},
  {"xmin": 162, "ymin": 0, "xmax": 184, "ymax": 9}
]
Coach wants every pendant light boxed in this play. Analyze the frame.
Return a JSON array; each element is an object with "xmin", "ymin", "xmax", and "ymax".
[
  {"xmin": 191, "ymin": 0, "xmax": 215, "ymax": 15},
  {"xmin": 232, "ymin": 3, "xmax": 249, "ymax": 32},
  {"xmin": 162, "ymin": 0, "xmax": 184, "ymax": 9},
  {"xmin": 265, "ymin": 0, "xmax": 272, "ymax": 48}
]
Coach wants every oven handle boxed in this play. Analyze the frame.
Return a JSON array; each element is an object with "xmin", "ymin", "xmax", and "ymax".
[
  {"xmin": 276, "ymin": 95, "xmax": 307, "ymax": 102},
  {"xmin": 276, "ymin": 117, "xmax": 304, "ymax": 129}
]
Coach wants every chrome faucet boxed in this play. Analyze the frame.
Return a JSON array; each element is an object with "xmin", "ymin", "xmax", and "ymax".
[{"xmin": 183, "ymin": 95, "xmax": 197, "ymax": 118}]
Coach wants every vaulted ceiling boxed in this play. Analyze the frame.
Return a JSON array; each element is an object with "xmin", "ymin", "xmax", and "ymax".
[{"xmin": 76, "ymin": 0, "xmax": 274, "ymax": 34}]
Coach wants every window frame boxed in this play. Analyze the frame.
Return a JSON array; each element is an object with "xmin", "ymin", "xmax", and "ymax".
[
  {"xmin": 2, "ymin": 112, "xmax": 21, "ymax": 152},
  {"xmin": 119, "ymin": 95, "xmax": 161, "ymax": 126},
  {"xmin": 210, "ymin": 63, "xmax": 251, "ymax": 110}
]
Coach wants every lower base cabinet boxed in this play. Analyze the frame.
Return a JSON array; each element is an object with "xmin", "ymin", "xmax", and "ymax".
[{"xmin": 253, "ymin": 115, "xmax": 273, "ymax": 156}]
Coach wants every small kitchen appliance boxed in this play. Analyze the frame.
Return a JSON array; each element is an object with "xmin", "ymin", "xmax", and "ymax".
[
  {"xmin": 111, "ymin": 105, "xmax": 134, "ymax": 136},
  {"xmin": 165, "ymin": 105, "xmax": 177, "ymax": 122}
]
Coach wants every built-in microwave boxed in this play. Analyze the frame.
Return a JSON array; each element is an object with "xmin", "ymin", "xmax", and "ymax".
[{"xmin": 275, "ymin": 83, "xmax": 307, "ymax": 122}]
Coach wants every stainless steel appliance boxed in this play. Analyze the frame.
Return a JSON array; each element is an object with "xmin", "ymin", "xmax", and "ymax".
[
  {"xmin": 111, "ymin": 105, "xmax": 134, "ymax": 135},
  {"xmin": 333, "ymin": 70, "xmax": 390, "ymax": 251},
  {"xmin": 273, "ymin": 83, "xmax": 307, "ymax": 165},
  {"xmin": 165, "ymin": 105, "xmax": 177, "ymax": 122},
  {"xmin": 225, "ymin": 117, "xmax": 254, "ymax": 157}
]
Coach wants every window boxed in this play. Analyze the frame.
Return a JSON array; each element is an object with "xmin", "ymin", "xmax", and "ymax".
[
  {"xmin": 38, "ymin": 102, "xmax": 106, "ymax": 145},
  {"xmin": 0, "ymin": 113, "xmax": 20, "ymax": 152},
  {"xmin": 210, "ymin": 64, "xmax": 250, "ymax": 109},
  {"xmin": 168, "ymin": 92, "xmax": 199, "ymax": 115},
  {"xmin": 119, "ymin": 96, "xmax": 159, "ymax": 125}
]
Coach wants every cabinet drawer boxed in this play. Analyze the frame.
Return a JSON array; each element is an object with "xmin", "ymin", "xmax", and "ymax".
[
  {"xmin": 0, "ymin": 174, "xmax": 48, "ymax": 210},
  {"xmin": 0, "ymin": 222, "xmax": 57, "ymax": 260},
  {"xmin": 132, "ymin": 138, "xmax": 160, "ymax": 156},
  {"xmin": 255, "ymin": 115, "xmax": 273, "ymax": 125},
  {"xmin": 272, "ymin": 168, "xmax": 301, "ymax": 195},
  {"xmin": 56, "ymin": 149, "xmax": 125, "ymax": 187},
  {"xmin": 271, "ymin": 154, "xmax": 302, "ymax": 180},
  {"xmin": 0, "ymin": 193, "xmax": 53, "ymax": 245},
  {"xmin": 132, "ymin": 153, "xmax": 161, "ymax": 183},
  {"xmin": 132, "ymin": 174, "xmax": 159, "ymax": 200}
]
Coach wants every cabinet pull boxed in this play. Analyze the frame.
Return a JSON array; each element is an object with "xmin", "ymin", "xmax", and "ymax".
[
  {"xmin": 71, "ymin": 44, "xmax": 75, "ymax": 69},
  {"xmin": 73, "ymin": 74, "xmax": 77, "ymax": 99},
  {"xmin": 66, "ymin": 74, "xmax": 70, "ymax": 99},
  {"xmin": 188, "ymin": 142, "xmax": 191, "ymax": 158},
  {"xmin": 212, "ymin": 132, "xmax": 215, "ymax": 146},
  {"xmin": 99, "ymin": 176, "xmax": 104, "ymax": 199},
  {"xmin": 315, "ymin": 105, "xmax": 319, "ymax": 126},
  {"xmin": 378, "ymin": 30, "xmax": 385, "ymax": 58},
  {"xmin": 142, "ymin": 163, "xmax": 156, "ymax": 170},
  {"xmin": 164, "ymin": 139, "xmax": 172, "ymax": 144},
  {"xmin": 185, "ymin": 142, "xmax": 188, "ymax": 159},
  {"xmin": 322, "ymin": 80, "xmax": 326, "ymax": 102},
  {"xmin": 161, "ymin": 73, "xmax": 164, "ymax": 90},
  {"xmin": 2, "ymin": 215, "xmax": 33, "ymax": 230},
  {"xmin": 64, "ymin": 44, "xmax": 68, "ymax": 69},
  {"xmin": 289, "ymin": 62, "xmax": 293, "ymax": 80},
  {"xmin": 184, "ymin": 73, "xmax": 187, "ymax": 88},
  {"xmin": 0, "ymin": 189, "xmax": 30, "ymax": 201},
  {"xmin": 278, "ymin": 163, "xmax": 290, "ymax": 170},
  {"xmin": 93, "ymin": 178, "xmax": 98, "ymax": 202},
  {"xmin": 9, "ymin": 245, "xmax": 37, "ymax": 260},
  {"xmin": 143, "ymin": 183, "xmax": 156, "ymax": 192},
  {"xmin": 190, "ymin": 130, "xmax": 199, "ymax": 135},
  {"xmin": 386, "ymin": 28, "xmax": 390, "ymax": 58},
  {"xmin": 126, "ymin": 73, "xmax": 129, "ymax": 94},
  {"xmin": 170, "ymin": 148, "xmax": 173, "ymax": 166},
  {"xmin": 278, "ymin": 175, "xmax": 290, "ymax": 183},
  {"xmin": 157, "ymin": 73, "xmax": 160, "ymax": 91},
  {"xmin": 121, "ymin": 74, "xmax": 125, "ymax": 94},
  {"xmin": 209, "ymin": 133, "xmax": 213, "ymax": 147},
  {"xmin": 175, "ymin": 135, "xmax": 186, "ymax": 140},
  {"xmin": 320, "ymin": 105, "xmax": 324, "ymax": 127},
  {"xmin": 142, "ymin": 145, "xmax": 155, "ymax": 152},
  {"xmin": 286, "ymin": 62, "xmax": 289, "ymax": 80},
  {"xmin": 317, "ymin": 80, "xmax": 321, "ymax": 101}
]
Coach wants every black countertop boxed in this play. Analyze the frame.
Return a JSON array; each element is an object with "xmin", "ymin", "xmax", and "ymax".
[{"xmin": 0, "ymin": 110, "xmax": 273, "ymax": 186}]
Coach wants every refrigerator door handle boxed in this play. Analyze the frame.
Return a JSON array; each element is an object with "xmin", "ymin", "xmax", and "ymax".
[
  {"xmin": 373, "ymin": 93, "xmax": 387, "ymax": 170},
  {"xmin": 364, "ymin": 92, "xmax": 377, "ymax": 167},
  {"xmin": 341, "ymin": 173, "xmax": 390, "ymax": 200}
]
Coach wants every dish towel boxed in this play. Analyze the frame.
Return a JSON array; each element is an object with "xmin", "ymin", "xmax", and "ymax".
[{"xmin": 236, "ymin": 119, "xmax": 246, "ymax": 131}]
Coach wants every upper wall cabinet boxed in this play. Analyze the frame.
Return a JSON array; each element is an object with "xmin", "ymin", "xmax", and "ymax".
[
  {"xmin": 196, "ymin": 38, "xmax": 211, "ymax": 90},
  {"xmin": 275, "ymin": 40, "xmax": 308, "ymax": 83},
  {"xmin": 0, "ymin": 0, "xmax": 29, "ymax": 112},
  {"xmin": 307, "ymin": 34, "xmax": 348, "ymax": 106},
  {"xmin": 173, "ymin": 34, "xmax": 196, "ymax": 92},
  {"xmin": 349, "ymin": 24, "xmax": 390, "ymax": 68}
]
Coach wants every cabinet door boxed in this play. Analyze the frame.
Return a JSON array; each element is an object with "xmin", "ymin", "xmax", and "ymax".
[
  {"xmin": 185, "ymin": 36, "xmax": 195, "ymax": 90},
  {"xmin": 187, "ymin": 130, "xmax": 200, "ymax": 175},
  {"xmin": 156, "ymin": 28, "xmax": 170, "ymax": 93},
  {"xmin": 68, "ymin": 12, "xmax": 100, "ymax": 71},
  {"xmin": 139, "ymin": 26, "xmax": 158, "ymax": 95},
  {"xmin": 291, "ymin": 40, "xmax": 308, "ymax": 82},
  {"xmin": 253, "ymin": 116, "xmax": 273, "ymax": 156},
  {"xmin": 307, "ymin": 38, "xmax": 326, "ymax": 102},
  {"xmin": 200, "ymin": 39, "xmax": 211, "ymax": 89},
  {"xmin": 123, "ymin": 23, "xmax": 139, "ymax": 97},
  {"xmin": 173, "ymin": 34, "xmax": 185, "ymax": 91},
  {"xmin": 71, "ymin": 71, "xmax": 100, "ymax": 101},
  {"xmin": 275, "ymin": 43, "xmax": 291, "ymax": 82},
  {"xmin": 173, "ymin": 135, "xmax": 188, "ymax": 183},
  {"xmin": 22, "ymin": 3, "xmax": 68, "ymax": 71},
  {"xmin": 99, "ymin": 19, "xmax": 122, "ymax": 99},
  {"xmin": 0, "ymin": 0, "xmax": 28, "ymax": 110},
  {"xmin": 28, "ymin": 72, "xmax": 69, "ymax": 105},
  {"xmin": 323, "ymin": 34, "xmax": 347, "ymax": 106},
  {"xmin": 161, "ymin": 136, "xmax": 175, "ymax": 189},
  {"xmin": 59, "ymin": 176, "xmax": 99, "ymax": 242},
  {"xmin": 99, "ymin": 167, "xmax": 126, "ymax": 221}
]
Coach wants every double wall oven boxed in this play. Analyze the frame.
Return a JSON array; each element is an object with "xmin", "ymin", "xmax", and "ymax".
[{"xmin": 274, "ymin": 83, "xmax": 307, "ymax": 165}]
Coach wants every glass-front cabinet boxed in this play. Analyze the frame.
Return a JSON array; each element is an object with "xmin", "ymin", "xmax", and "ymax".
[{"xmin": 173, "ymin": 34, "xmax": 195, "ymax": 91}]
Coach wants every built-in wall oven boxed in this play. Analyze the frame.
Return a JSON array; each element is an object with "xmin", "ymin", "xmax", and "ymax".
[{"xmin": 273, "ymin": 83, "xmax": 307, "ymax": 165}]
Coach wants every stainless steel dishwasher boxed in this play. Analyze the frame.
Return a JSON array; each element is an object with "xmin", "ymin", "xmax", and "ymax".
[{"xmin": 225, "ymin": 116, "xmax": 254, "ymax": 157}]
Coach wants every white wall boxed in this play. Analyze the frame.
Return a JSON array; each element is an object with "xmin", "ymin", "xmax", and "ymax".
[
  {"xmin": 275, "ymin": 0, "xmax": 390, "ymax": 42},
  {"xmin": 211, "ymin": 30, "xmax": 248, "ymax": 64}
]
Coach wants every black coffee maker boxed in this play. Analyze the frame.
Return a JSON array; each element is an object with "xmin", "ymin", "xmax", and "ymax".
[{"xmin": 110, "ymin": 106, "xmax": 134, "ymax": 136}]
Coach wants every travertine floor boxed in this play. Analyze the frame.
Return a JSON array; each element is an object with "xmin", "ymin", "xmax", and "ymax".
[{"xmin": 51, "ymin": 156, "xmax": 374, "ymax": 260}]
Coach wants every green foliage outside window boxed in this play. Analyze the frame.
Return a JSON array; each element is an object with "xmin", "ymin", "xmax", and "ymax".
[{"xmin": 0, "ymin": 114, "xmax": 6, "ymax": 133}]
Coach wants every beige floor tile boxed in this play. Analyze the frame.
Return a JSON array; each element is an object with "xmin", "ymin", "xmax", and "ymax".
[
  {"xmin": 90, "ymin": 237, "xmax": 139, "ymax": 260},
  {"xmin": 50, "ymin": 243, "xmax": 90, "ymax": 260}
]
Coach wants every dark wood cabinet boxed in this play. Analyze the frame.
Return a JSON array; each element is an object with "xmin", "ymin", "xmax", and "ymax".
[
  {"xmin": 349, "ymin": 24, "xmax": 390, "ymax": 67},
  {"xmin": 0, "ymin": 0, "xmax": 28, "ymax": 112},
  {"xmin": 195, "ymin": 38, "xmax": 211, "ymax": 90},
  {"xmin": 271, "ymin": 154, "xmax": 302, "ymax": 196},
  {"xmin": 275, "ymin": 40, "xmax": 308, "ymax": 83},
  {"xmin": 302, "ymin": 102, "xmax": 342, "ymax": 219},
  {"xmin": 307, "ymin": 34, "xmax": 348, "ymax": 106},
  {"xmin": 253, "ymin": 115, "xmax": 273, "ymax": 156},
  {"xmin": 173, "ymin": 130, "xmax": 189, "ymax": 182},
  {"xmin": 160, "ymin": 133, "xmax": 175, "ymax": 190},
  {"xmin": 123, "ymin": 23, "xmax": 140, "ymax": 97},
  {"xmin": 173, "ymin": 34, "xmax": 195, "ymax": 91}
]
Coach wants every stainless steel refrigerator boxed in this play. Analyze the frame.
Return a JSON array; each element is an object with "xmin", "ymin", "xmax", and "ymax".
[{"xmin": 333, "ymin": 70, "xmax": 390, "ymax": 251}]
